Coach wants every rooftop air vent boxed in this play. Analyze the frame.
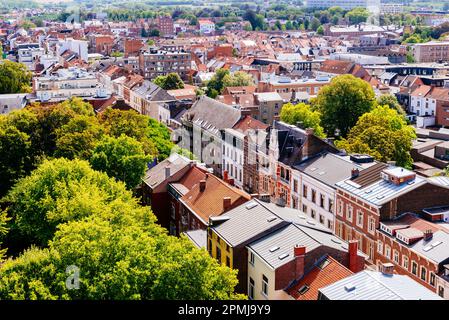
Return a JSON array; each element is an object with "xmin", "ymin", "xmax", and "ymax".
[{"xmin": 278, "ymin": 253, "xmax": 289, "ymax": 260}]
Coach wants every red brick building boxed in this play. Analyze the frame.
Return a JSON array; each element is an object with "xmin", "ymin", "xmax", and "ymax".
[
  {"xmin": 124, "ymin": 39, "xmax": 144, "ymax": 58},
  {"xmin": 156, "ymin": 16, "xmax": 174, "ymax": 36},
  {"xmin": 335, "ymin": 165, "xmax": 449, "ymax": 298},
  {"xmin": 89, "ymin": 34, "xmax": 115, "ymax": 55}
]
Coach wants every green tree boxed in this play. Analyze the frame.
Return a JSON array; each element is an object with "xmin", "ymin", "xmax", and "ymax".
[
  {"xmin": 154, "ymin": 73, "xmax": 185, "ymax": 90},
  {"xmin": 336, "ymin": 105, "xmax": 416, "ymax": 168},
  {"xmin": 0, "ymin": 159, "xmax": 243, "ymax": 300},
  {"xmin": 280, "ymin": 102, "xmax": 326, "ymax": 138},
  {"xmin": 316, "ymin": 25, "xmax": 324, "ymax": 35},
  {"xmin": 345, "ymin": 8, "xmax": 369, "ymax": 25},
  {"xmin": 19, "ymin": 20, "xmax": 36, "ymax": 30},
  {"xmin": 54, "ymin": 115, "xmax": 104, "ymax": 160},
  {"xmin": 310, "ymin": 17, "xmax": 321, "ymax": 31},
  {"xmin": 149, "ymin": 29, "xmax": 160, "ymax": 37},
  {"xmin": 90, "ymin": 135, "xmax": 151, "ymax": 189},
  {"xmin": 111, "ymin": 51, "xmax": 124, "ymax": 57},
  {"xmin": 3, "ymin": 158, "xmax": 134, "ymax": 247},
  {"xmin": 222, "ymin": 71, "xmax": 254, "ymax": 88},
  {"xmin": 377, "ymin": 94, "xmax": 405, "ymax": 115},
  {"xmin": 0, "ymin": 109, "xmax": 47, "ymax": 196},
  {"xmin": 313, "ymin": 74, "xmax": 376, "ymax": 137},
  {"xmin": 28, "ymin": 98, "xmax": 95, "ymax": 156},
  {"xmin": 0, "ymin": 60, "xmax": 32, "ymax": 94},
  {"xmin": 0, "ymin": 209, "xmax": 8, "ymax": 261},
  {"xmin": 206, "ymin": 68, "xmax": 230, "ymax": 97},
  {"xmin": 98, "ymin": 108, "xmax": 158, "ymax": 156}
]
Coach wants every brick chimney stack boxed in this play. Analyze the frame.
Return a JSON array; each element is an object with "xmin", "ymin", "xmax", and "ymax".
[
  {"xmin": 223, "ymin": 197, "xmax": 232, "ymax": 212},
  {"xmin": 223, "ymin": 170, "xmax": 229, "ymax": 183},
  {"xmin": 294, "ymin": 245, "xmax": 306, "ymax": 280},
  {"xmin": 348, "ymin": 240, "xmax": 359, "ymax": 273},
  {"xmin": 165, "ymin": 166, "xmax": 171, "ymax": 179},
  {"xmin": 423, "ymin": 229, "xmax": 433, "ymax": 241},
  {"xmin": 351, "ymin": 168, "xmax": 360, "ymax": 179},
  {"xmin": 199, "ymin": 180, "xmax": 206, "ymax": 192},
  {"xmin": 305, "ymin": 128, "xmax": 315, "ymax": 136}
]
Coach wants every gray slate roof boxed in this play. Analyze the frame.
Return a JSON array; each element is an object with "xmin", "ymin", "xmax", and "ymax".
[
  {"xmin": 211, "ymin": 199, "xmax": 288, "ymax": 247},
  {"xmin": 182, "ymin": 95, "xmax": 242, "ymax": 131},
  {"xmin": 409, "ymin": 230, "xmax": 449, "ymax": 264},
  {"xmin": 319, "ymin": 270, "xmax": 443, "ymax": 300},
  {"xmin": 247, "ymin": 221, "xmax": 356, "ymax": 270},
  {"xmin": 142, "ymin": 153, "xmax": 191, "ymax": 189},
  {"xmin": 295, "ymin": 153, "xmax": 363, "ymax": 188},
  {"xmin": 133, "ymin": 80, "xmax": 176, "ymax": 102},
  {"xmin": 184, "ymin": 229, "xmax": 207, "ymax": 249},
  {"xmin": 335, "ymin": 167, "xmax": 427, "ymax": 207}
]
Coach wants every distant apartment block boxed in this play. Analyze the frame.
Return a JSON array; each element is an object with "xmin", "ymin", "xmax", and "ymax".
[
  {"xmin": 139, "ymin": 48, "xmax": 191, "ymax": 80},
  {"xmin": 413, "ymin": 42, "xmax": 449, "ymax": 63},
  {"xmin": 198, "ymin": 19, "xmax": 215, "ymax": 35},
  {"xmin": 156, "ymin": 16, "xmax": 174, "ymax": 36},
  {"xmin": 33, "ymin": 67, "xmax": 108, "ymax": 102},
  {"xmin": 306, "ymin": 0, "xmax": 369, "ymax": 10}
]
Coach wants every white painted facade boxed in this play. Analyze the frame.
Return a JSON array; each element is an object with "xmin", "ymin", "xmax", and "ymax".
[
  {"xmin": 298, "ymin": 173, "xmax": 336, "ymax": 232},
  {"xmin": 410, "ymin": 93, "xmax": 436, "ymax": 117},
  {"xmin": 222, "ymin": 128, "xmax": 245, "ymax": 189},
  {"xmin": 247, "ymin": 249, "xmax": 291, "ymax": 300}
]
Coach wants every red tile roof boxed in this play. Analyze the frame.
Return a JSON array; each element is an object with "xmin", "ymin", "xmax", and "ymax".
[
  {"xmin": 178, "ymin": 166, "xmax": 208, "ymax": 190},
  {"xmin": 181, "ymin": 173, "xmax": 251, "ymax": 223},
  {"xmin": 287, "ymin": 256, "xmax": 353, "ymax": 300},
  {"xmin": 233, "ymin": 115, "xmax": 269, "ymax": 132}
]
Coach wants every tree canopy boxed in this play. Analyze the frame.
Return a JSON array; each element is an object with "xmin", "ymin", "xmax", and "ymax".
[
  {"xmin": 222, "ymin": 71, "xmax": 254, "ymax": 88},
  {"xmin": 0, "ymin": 98, "xmax": 178, "ymax": 197},
  {"xmin": 205, "ymin": 68, "xmax": 230, "ymax": 98},
  {"xmin": 335, "ymin": 105, "xmax": 416, "ymax": 168},
  {"xmin": 345, "ymin": 8, "xmax": 369, "ymax": 25},
  {"xmin": 153, "ymin": 73, "xmax": 185, "ymax": 90},
  {"xmin": 377, "ymin": 94, "xmax": 405, "ymax": 115},
  {"xmin": 280, "ymin": 102, "xmax": 326, "ymax": 138},
  {"xmin": 312, "ymin": 74, "xmax": 376, "ymax": 138},
  {"xmin": 0, "ymin": 60, "xmax": 32, "ymax": 94},
  {"xmin": 0, "ymin": 158, "xmax": 243, "ymax": 299},
  {"xmin": 90, "ymin": 135, "xmax": 151, "ymax": 189}
]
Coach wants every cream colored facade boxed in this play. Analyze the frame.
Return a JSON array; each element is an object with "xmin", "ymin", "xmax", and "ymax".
[{"xmin": 247, "ymin": 248, "xmax": 291, "ymax": 300}]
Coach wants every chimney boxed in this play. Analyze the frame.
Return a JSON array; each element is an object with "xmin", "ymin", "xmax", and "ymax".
[
  {"xmin": 348, "ymin": 240, "xmax": 359, "ymax": 273},
  {"xmin": 165, "ymin": 166, "xmax": 171, "ymax": 179},
  {"xmin": 223, "ymin": 170, "xmax": 229, "ymax": 183},
  {"xmin": 294, "ymin": 245, "xmax": 306, "ymax": 279},
  {"xmin": 228, "ymin": 178, "xmax": 234, "ymax": 186},
  {"xmin": 423, "ymin": 229, "xmax": 433, "ymax": 241},
  {"xmin": 199, "ymin": 180, "xmax": 206, "ymax": 192},
  {"xmin": 223, "ymin": 197, "xmax": 232, "ymax": 212},
  {"xmin": 351, "ymin": 168, "xmax": 360, "ymax": 179},
  {"xmin": 381, "ymin": 262, "xmax": 394, "ymax": 276},
  {"xmin": 305, "ymin": 128, "xmax": 314, "ymax": 136}
]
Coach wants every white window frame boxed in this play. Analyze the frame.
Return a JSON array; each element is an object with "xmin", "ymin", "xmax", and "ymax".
[
  {"xmin": 368, "ymin": 217, "xmax": 375, "ymax": 235},
  {"xmin": 261, "ymin": 275, "xmax": 269, "ymax": 297},
  {"xmin": 356, "ymin": 209, "xmax": 364, "ymax": 228},
  {"xmin": 249, "ymin": 252, "xmax": 255, "ymax": 266},
  {"xmin": 377, "ymin": 240, "xmax": 383, "ymax": 254},
  {"xmin": 346, "ymin": 204, "xmax": 353, "ymax": 222},
  {"xmin": 393, "ymin": 250, "xmax": 399, "ymax": 264},
  {"xmin": 402, "ymin": 255, "xmax": 409, "ymax": 270},
  {"xmin": 385, "ymin": 245, "xmax": 391, "ymax": 259}
]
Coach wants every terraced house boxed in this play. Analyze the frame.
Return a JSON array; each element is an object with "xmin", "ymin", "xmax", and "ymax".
[{"xmin": 335, "ymin": 165, "xmax": 449, "ymax": 298}]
